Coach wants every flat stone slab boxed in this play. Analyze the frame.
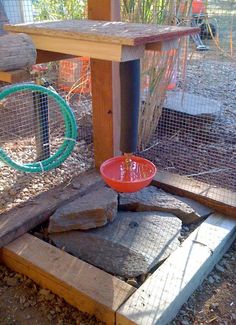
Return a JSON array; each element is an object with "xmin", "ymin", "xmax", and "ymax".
[
  {"xmin": 48, "ymin": 187, "xmax": 118, "ymax": 233},
  {"xmin": 174, "ymin": 195, "xmax": 213, "ymax": 221},
  {"xmin": 164, "ymin": 91, "xmax": 222, "ymax": 116},
  {"xmin": 50, "ymin": 211, "xmax": 181, "ymax": 278},
  {"xmin": 119, "ymin": 186, "xmax": 212, "ymax": 224}
]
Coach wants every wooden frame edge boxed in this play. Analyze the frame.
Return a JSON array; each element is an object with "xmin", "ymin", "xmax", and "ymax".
[
  {"xmin": 152, "ymin": 171, "xmax": 236, "ymax": 218},
  {"xmin": 0, "ymin": 233, "xmax": 136, "ymax": 325},
  {"xmin": 0, "ymin": 69, "xmax": 30, "ymax": 83}
]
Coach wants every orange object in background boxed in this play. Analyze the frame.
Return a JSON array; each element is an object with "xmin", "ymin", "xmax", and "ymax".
[
  {"xmin": 100, "ymin": 155, "xmax": 157, "ymax": 193},
  {"xmin": 192, "ymin": 0, "xmax": 206, "ymax": 15},
  {"xmin": 167, "ymin": 67, "xmax": 177, "ymax": 90},
  {"xmin": 58, "ymin": 57, "xmax": 91, "ymax": 94}
]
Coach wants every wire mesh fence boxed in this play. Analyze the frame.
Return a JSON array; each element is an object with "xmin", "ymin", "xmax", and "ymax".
[
  {"xmin": 1, "ymin": 0, "xmax": 236, "ymax": 195},
  {"xmin": 138, "ymin": 0, "xmax": 236, "ymax": 193},
  {"xmin": 0, "ymin": 0, "xmax": 93, "ymax": 213},
  {"xmin": 0, "ymin": 0, "xmax": 235, "ymax": 208}
]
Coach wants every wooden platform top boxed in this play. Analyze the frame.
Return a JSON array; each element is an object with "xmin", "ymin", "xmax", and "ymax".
[{"xmin": 4, "ymin": 19, "xmax": 199, "ymax": 46}]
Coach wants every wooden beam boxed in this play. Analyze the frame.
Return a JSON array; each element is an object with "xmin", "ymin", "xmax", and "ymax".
[
  {"xmin": 0, "ymin": 69, "xmax": 30, "ymax": 83},
  {"xmin": 117, "ymin": 213, "xmax": 236, "ymax": 325},
  {"xmin": 26, "ymin": 34, "xmax": 142, "ymax": 62},
  {"xmin": 88, "ymin": 0, "xmax": 120, "ymax": 20},
  {"xmin": 145, "ymin": 38, "xmax": 179, "ymax": 52},
  {"xmin": 36, "ymin": 50, "xmax": 76, "ymax": 64},
  {"xmin": 0, "ymin": 170, "xmax": 104, "ymax": 248},
  {"xmin": 152, "ymin": 171, "xmax": 236, "ymax": 218},
  {"xmin": 0, "ymin": 234, "xmax": 136, "ymax": 325},
  {"xmin": 88, "ymin": 0, "xmax": 121, "ymax": 168}
]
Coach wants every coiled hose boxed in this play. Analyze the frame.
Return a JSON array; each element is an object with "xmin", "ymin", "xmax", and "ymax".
[{"xmin": 0, "ymin": 83, "xmax": 78, "ymax": 173}]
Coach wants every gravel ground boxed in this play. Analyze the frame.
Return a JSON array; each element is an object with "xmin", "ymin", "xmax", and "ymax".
[
  {"xmin": 0, "ymin": 139, "xmax": 93, "ymax": 213},
  {"xmin": 0, "ymin": 264, "xmax": 103, "ymax": 325},
  {"xmin": 0, "ymin": 93, "xmax": 94, "ymax": 214}
]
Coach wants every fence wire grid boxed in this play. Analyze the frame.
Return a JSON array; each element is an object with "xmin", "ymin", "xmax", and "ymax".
[
  {"xmin": 0, "ymin": 0, "xmax": 235, "ymax": 211},
  {"xmin": 138, "ymin": 0, "xmax": 236, "ymax": 194}
]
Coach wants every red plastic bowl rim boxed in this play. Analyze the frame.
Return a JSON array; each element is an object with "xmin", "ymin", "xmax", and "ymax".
[{"xmin": 100, "ymin": 155, "xmax": 157, "ymax": 184}]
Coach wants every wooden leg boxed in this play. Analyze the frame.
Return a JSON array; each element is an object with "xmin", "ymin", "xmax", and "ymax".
[{"xmin": 88, "ymin": 0, "xmax": 121, "ymax": 168}]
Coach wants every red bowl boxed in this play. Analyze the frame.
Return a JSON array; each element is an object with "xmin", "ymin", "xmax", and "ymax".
[{"xmin": 100, "ymin": 155, "xmax": 157, "ymax": 193}]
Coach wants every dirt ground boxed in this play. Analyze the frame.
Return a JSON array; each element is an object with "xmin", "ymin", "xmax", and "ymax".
[
  {"xmin": 0, "ymin": 239, "xmax": 235, "ymax": 325},
  {"xmin": 0, "ymin": 263, "xmax": 103, "ymax": 325}
]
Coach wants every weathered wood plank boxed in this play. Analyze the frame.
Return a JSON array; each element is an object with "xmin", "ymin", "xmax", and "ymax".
[
  {"xmin": 0, "ymin": 69, "xmax": 30, "ymax": 83},
  {"xmin": 0, "ymin": 170, "xmax": 104, "ymax": 248},
  {"xmin": 117, "ymin": 213, "xmax": 236, "ymax": 325},
  {"xmin": 0, "ymin": 233, "xmax": 136, "ymax": 325},
  {"xmin": 152, "ymin": 171, "xmax": 236, "ymax": 218},
  {"xmin": 4, "ymin": 20, "xmax": 199, "ymax": 47}
]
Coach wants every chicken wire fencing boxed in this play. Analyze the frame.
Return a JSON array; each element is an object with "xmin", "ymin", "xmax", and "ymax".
[
  {"xmin": 0, "ymin": 0, "xmax": 235, "ymax": 215},
  {"xmin": 138, "ymin": 0, "xmax": 236, "ymax": 196},
  {"xmin": 0, "ymin": 0, "xmax": 93, "ymax": 213}
]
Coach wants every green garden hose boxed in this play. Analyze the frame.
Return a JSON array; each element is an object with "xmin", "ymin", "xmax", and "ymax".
[{"xmin": 0, "ymin": 83, "xmax": 78, "ymax": 173}]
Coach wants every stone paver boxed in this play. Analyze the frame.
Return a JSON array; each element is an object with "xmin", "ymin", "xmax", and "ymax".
[
  {"xmin": 119, "ymin": 186, "xmax": 212, "ymax": 224},
  {"xmin": 50, "ymin": 211, "xmax": 181, "ymax": 277},
  {"xmin": 48, "ymin": 187, "xmax": 118, "ymax": 233}
]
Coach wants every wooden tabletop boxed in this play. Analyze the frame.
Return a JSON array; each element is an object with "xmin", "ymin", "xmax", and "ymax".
[{"xmin": 4, "ymin": 19, "xmax": 199, "ymax": 46}]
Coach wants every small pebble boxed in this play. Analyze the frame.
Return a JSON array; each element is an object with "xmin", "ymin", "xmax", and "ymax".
[
  {"xmin": 127, "ymin": 278, "xmax": 138, "ymax": 288},
  {"xmin": 215, "ymin": 264, "xmax": 225, "ymax": 273},
  {"xmin": 212, "ymin": 274, "xmax": 221, "ymax": 282},
  {"xmin": 207, "ymin": 276, "xmax": 215, "ymax": 284},
  {"xmin": 209, "ymin": 302, "xmax": 219, "ymax": 310},
  {"xmin": 140, "ymin": 273, "xmax": 146, "ymax": 283},
  {"xmin": 178, "ymin": 236, "xmax": 185, "ymax": 243},
  {"xmin": 181, "ymin": 320, "xmax": 190, "ymax": 325},
  {"xmin": 5, "ymin": 276, "xmax": 19, "ymax": 287},
  {"xmin": 19, "ymin": 296, "xmax": 26, "ymax": 304}
]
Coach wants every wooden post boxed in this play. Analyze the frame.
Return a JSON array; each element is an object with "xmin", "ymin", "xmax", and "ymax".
[{"xmin": 88, "ymin": 0, "xmax": 120, "ymax": 168}]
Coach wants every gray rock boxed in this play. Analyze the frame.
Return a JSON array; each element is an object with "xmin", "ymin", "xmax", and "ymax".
[
  {"xmin": 207, "ymin": 276, "xmax": 215, "ymax": 284},
  {"xmin": 212, "ymin": 274, "xmax": 221, "ymax": 282},
  {"xmin": 181, "ymin": 320, "xmax": 191, "ymax": 325},
  {"xmin": 127, "ymin": 278, "xmax": 138, "ymax": 288},
  {"xmin": 220, "ymin": 258, "xmax": 231, "ymax": 270},
  {"xmin": 182, "ymin": 226, "xmax": 190, "ymax": 232},
  {"xmin": 174, "ymin": 195, "xmax": 213, "ymax": 221},
  {"xmin": 119, "ymin": 186, "xmax": 212, "ymax": 224},
  {"xmin": 164, "ymin": 91, "xmax": 222, "ymax": 117},
  {"xmin": 48, "ymin": 187, "xmax": 118, "ymax": 233},
  {"xmin": 215, "ymin": 264, "xmax": 225, "ymax": 273},
  {"xmin": 50, "ymin": 211, "xmax": 181, "ymax": 277}
]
